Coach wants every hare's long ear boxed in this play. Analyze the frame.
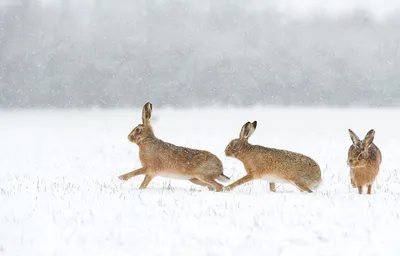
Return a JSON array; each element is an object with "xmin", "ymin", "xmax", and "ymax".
[
  {"xmin": 348, "ymin": 129, "xmax": 361, "ymax": 147},
  {"xmin": 362, "ymin": 129, "xmax": 375, "ymax": 149},
  {"xmin": 142, "ymin": 102, "xmax": 153, "ymax": 126},
  {"xmin": 239, "ymin": 121, "xmax": 257, "ymax": 141}
]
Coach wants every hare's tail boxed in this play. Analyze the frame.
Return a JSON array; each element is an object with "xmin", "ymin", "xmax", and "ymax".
[{"xmin": 216, "ymin": 173, "xmax": 230, "ymax": 183}]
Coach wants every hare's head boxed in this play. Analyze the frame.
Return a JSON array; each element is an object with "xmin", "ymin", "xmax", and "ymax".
[
  {"xmin": 225, "ymin": 121, "xmax": 257, "ymax": 157},
  {"xmin": 347, "ymin": 129, "xmax": 376, "ymax": 168},
  {"xmin": 128, "ymin": 102, "xmax": 155, "ymax": 144}
]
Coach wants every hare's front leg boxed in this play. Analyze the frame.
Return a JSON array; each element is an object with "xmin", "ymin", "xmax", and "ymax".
[
  {"xmin": 118, "ymin": 167, "xmax": 148, "ymax": 181},
  {"xmin": 223, "ymin": 174, "xmax": 255, "ymax": 191},
  {"xmin": 350, "ymin": 178, "xmax": 356, "ymax": 188},
  {"xmin": 367, "ymin": 184, "xmax": 372, "ymax": 194},
  {"xmin": 139, "ymin": 175, "xmax": 154, "ymax": 189}
]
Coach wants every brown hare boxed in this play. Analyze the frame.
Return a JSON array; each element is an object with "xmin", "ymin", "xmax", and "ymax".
[
  {"xmin": 118, "ymin": 102, "xmax": 229, "ymax": 191},
  {"xmin": 347, "ymin": 129, "xmax": 382, "ymax": 195},
  {"xmin": 224, "ymin": 121, "xmax": 322, "ymax": 193}
]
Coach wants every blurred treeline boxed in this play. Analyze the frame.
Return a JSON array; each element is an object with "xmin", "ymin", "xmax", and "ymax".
[{"xmin": 1, "ymin": 0, "xmax": 400, "ymax": 108}]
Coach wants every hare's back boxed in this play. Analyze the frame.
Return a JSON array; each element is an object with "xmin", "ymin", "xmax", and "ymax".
[
  {"xmin": 263, "ymin": 148, "xmax": 319, "ymax": 169},
  {"xmin": 151, "ymin": 140, "xmax": 221, "ymax": 170},
  {"xmin": 265, "ymin": 149, "xmax": 321, "ymax": 182}
]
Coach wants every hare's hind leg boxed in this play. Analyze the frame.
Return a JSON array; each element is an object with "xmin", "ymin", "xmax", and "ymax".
[
  {"xmin": 189, "ymin": 178, "xmax": 214, "ymax": 190},
  {"xmin": 269, "ymin": 182, "xmax": 276, "ymax": 192},
  {"xmin": 367, "ymin": 184, "xmax": 372, "ymax": 194},
  {"xmin": 139, "ymin": 175, "xmax": 154, "ymax": 189},
  {"xmin": 224, "ymin": 174, "xmax": 255, "ymax": 191},
  {"xmin": 195, "ymin": 175, "xmax": 223, "ymax": 192},
  {"xmin": 293, "ymin": 182, "xmax": 313, "ymax": 193},
  {"xmin": 118, "ymin": 167, "xmax": 147, "ymax": 181}
]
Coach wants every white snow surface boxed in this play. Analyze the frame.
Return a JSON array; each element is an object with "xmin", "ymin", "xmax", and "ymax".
[{"xmin": 1, "ymin": 107, "xmax": 400, "ymax": 256}]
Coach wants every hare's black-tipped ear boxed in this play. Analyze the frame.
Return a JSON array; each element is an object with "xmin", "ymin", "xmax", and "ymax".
[
  {"xmin": 362, "ymin": 129, "xmax": 375, "ymax": 149},
  {"xmin": 239, "ymin": 121, "xmax": 257, "ymax": 140},
  {"xmin": 239, "ymin": 122, "xmax": 251, "ymax": 139},
  {"xmin": 252, "ymin": 121, "xmax": 257, "ymax": 130},
  {"xmin": 142, "ymin": 102, "xmax": 153, "ymax": 125},
  {"xmin": 348, "ymin": 129, "xmax": 361, "ymax": 147}
]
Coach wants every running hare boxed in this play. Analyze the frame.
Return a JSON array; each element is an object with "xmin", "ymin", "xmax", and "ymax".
[
  {"xmin": 347, "ymin": 129, "xmax": 382, "ymax": 194},
  {"xmin": 224, "ymin": 121, "xmax": 322, "ymax": 192},
  {"xmin": 118, "ymin": 102, "xmax": 229, "ymax": 191}
]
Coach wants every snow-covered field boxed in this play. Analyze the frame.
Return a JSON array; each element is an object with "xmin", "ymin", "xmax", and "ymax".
[{"xmin": 1, "ymin": 107, "xmax": 400, "ymax": 256}]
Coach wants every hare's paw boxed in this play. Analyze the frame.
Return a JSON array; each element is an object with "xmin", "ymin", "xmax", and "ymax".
[
  {"xmin": 118, "ymin": 174, "xmax": 129, "ymax": 181},
  {"xmin": 222, "ymin": 186, "xmax": 232, "ymax": 192}
]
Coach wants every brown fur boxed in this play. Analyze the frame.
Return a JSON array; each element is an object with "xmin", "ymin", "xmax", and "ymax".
[
  {"xmin": 118, "ymin": 102, "xmax": 229, "ymax": 191},
  {"xmin": 224, "ymin": 121, "xmax": 322, "ymax": 193},
  {"xmin": 347, "ymin": 129, "xmax": 382, "ymax": 195}
]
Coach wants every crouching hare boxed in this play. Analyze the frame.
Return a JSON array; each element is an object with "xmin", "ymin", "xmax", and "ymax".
[
  {"xmin": 224, "ymin": 121, "xmax": 322, "ymax": 193},
  {"xmin": 118, "ymin": 102, "xmax": 229, "ymax": 191},
  {"xmin": 347, "ymin": 129, "xmax": 382, "ymax": 194}
]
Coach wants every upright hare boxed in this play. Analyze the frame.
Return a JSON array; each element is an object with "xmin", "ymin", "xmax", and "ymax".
[
  {"xmin": 224, "ymin": 121, "xmax": 322, "ymax": 192},
  {"xmin": 118, "ymin": 102, "xmax": 229, "ymax": 191},
  {"xmin": 347, "ymin": 129, "xmax": 382, "ymax": 194}
]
